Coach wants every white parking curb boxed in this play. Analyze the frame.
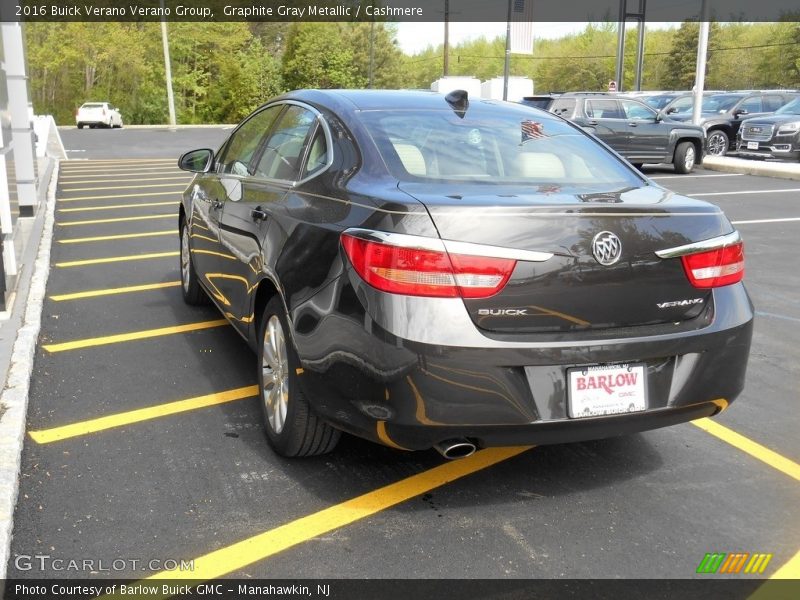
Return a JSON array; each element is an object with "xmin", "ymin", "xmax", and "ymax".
[
  {"xmin": 703, "ymin": 156, "xmax": 800, "ymax": 181},
  {"xmin": 0, "ymin": 161, "xmax": 58, "ymax": 579}
]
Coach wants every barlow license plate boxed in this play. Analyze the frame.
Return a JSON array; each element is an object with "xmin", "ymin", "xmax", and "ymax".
[
  {"xmin": 747, "ymin": 141, "xmax": 759, "ymax": 150},
  {"xmin": 567, "ymin": 364, "xmax": 646, "ymax": 418}
]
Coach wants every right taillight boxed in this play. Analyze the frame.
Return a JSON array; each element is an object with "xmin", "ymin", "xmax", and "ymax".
[{"xmin": 681, "ymin": 241, "xmax": 744, "ymax": 288}]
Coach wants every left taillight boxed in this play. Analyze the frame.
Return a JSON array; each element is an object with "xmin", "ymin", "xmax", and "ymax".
[
  {"xmin": 681, "ymin": 241, "xmax": 744, "ymax": 288},
  {"xmin": 340, "ymin": 233, "xmax": 515, "ymax": 299}
]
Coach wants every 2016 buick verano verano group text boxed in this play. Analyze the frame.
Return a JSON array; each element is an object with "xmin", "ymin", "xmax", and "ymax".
[{"xmin": 177, "ymin": 89, "xmax": 753, "ymax": 459}]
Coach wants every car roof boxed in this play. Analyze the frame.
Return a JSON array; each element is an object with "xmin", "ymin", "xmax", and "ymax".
[{"xmin": 277, "ymin": 89, "xmax": 563, "ymax": 120}]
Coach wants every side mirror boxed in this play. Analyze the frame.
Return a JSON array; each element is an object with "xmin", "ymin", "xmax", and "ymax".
[
  {"xmin": 178, "ymin": 148, "xmax": 215, "ymax": 173},
  {"xmin": 665, "ymin": 107, "xmax": 677, "ymax": 115},
  {"xmin": 733, "ymin": 108, "xmax": 748, "ymax": 118},
  {"xmin": 655, "ymin": 111, "xmax": 664, "ymax": 122}
]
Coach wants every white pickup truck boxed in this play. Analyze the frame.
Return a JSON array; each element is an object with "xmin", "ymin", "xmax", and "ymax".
[{"xmin": 75, "ymin": 102, "xmax": 123, "ymax": 129}]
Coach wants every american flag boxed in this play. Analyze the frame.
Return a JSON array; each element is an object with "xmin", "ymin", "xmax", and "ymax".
[{"xmin": 521, "ymin": 120, "xmax": 545, "ymax": 142}]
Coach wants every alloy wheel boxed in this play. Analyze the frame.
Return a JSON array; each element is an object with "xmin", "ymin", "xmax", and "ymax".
[
  {"xmin": 262, "ymin": 315, "xmax": 289, "ymax": 434},
  {"xmin": 684, "ymin": 145, "xmax": 696, "ymax": 171},
  {"xmin": 180, "ymin": 225, "xmax": 191, "ymax": 293},
  {"xmin": 707, "ymin": 133, "xmax": 727, "ymax": 156}
]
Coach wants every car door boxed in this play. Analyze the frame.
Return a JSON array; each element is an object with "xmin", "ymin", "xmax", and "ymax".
[
  {"xmin": 215, "ymin": 103, "xmax": 321, "ymax": 334},
  {"xmin": 619, "ymin": 99, "xmax": 667, "ymax": 162},
  {"xmin": 583, "ymin": 99, "xmax": 630, "ymax": 156},
  {"xmin": 191, "ymin": 106, "xmax": 283, "ymax": 308}
]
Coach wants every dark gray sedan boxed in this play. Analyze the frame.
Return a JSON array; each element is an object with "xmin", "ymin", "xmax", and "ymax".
[{"xmin": 177, "ymin": 89, "xmax": 753, "ymax": 459}]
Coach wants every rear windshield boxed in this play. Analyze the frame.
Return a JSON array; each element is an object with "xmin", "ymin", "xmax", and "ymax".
[
  {"xmin": 357, "ymin": 108, "xmax": 642, "ymax": 188},
  {"xmin": 776, "ymin": 97, "xmax": 800, "ymax": 115},
  {"xmin": 81, "ymin": 103, "xmax": 106, "ymax": 108}
]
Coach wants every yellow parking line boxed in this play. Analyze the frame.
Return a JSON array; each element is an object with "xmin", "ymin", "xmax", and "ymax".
[
  {"xmin": 61, "ymin": 177, "xmax": 190, "ymax": 185},
  {"xmin": 692, "ymin": 418, "xmax": 800, "ymax": 482},
  {"xmin": 60, "ymin": 183, "xmax": 188, "ymax": 192},
  {"xmin": 59, "ymin": 165, "xmax": 182, "ymax": 174},
  {"xmin": 58, "ymin": 201, "xmax": 175, "ymax": 213},
  {"xmin": 58, "ymin": 230, "xmax": 174, "ymax": 244},
  {"xmin": 144, "ymin": 446, "xmax": 531, "ymax": 582},
  {"xmin": 748, "ymin": 549, "xmax": 800, "ymax": 599},
  {"xmin": 42, "ymin": 318, "xmax": 228, "ymax": 353},
  {"xmin": 51, "ymin": 281, "xmax": 181, "ymax": 301},
  {"xmin": 62, "ymin": 158, "xmax": 175, "ymax": 163},
  {"xmin": 57, "ymin": 191, "xmax": 180, "ymax": 202},
  {"xmin": 55, "ymin": 251, "xmax": 178, "ymax": 268},
  {"xmin": 28, "ymin": 385, "xmax": 258, "ymax": 444},
  {"xmin": 58, "ymin": 215, "xmax": 176, "ymax": 227},
  {"xmin": 59, "ymin": 171, "xmax": 183, "ymax": 180}
]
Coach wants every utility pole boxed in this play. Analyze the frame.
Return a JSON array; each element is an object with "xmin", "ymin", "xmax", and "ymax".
[
  {"xmin": 443, "ymin": 0, "xmax": 450, "ymax": 76},
  {"xmin": 615, "ymin": 0, "xmax": 647, "ymax": 92},
  {"xmin": 692, "ymin": 0, "xmax": 710, "ymax": 126},
  {"xmin": 503, "ymin": 0, "xmax": 512, "ymax": 101},
  {"xmin": 368, "ymin": 20, "xmax": 375, "ymax": 88},
  {"xmin": 160, "ymin": 0, "xmax": 176, "ymax": 129}
]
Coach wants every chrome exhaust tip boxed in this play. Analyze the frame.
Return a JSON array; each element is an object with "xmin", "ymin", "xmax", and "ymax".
[{"xmin": 433, "ymin": 439, "xmax": 477, "ymax": 460}]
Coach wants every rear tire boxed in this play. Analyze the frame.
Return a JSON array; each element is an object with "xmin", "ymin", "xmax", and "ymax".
[
  {"xmin": 180, "ymin": 219, "xmax": 207, "ymax": 305},
  {"xmin": 673, "ymin": 142, "xmax": 697, "ymax": 174},
  {"xmin": 706, "ymin": 130, "xmax": 729, "ymax": 156},
  {"xmin": 258, "ymin": 296, "xmax": 340, "ymax": 457},
  {"xmin": 77, "ymin": 123, "xmax": 84, "ymax": 129}
]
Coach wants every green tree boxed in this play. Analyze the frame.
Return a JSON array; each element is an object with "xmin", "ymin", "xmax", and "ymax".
[
  {"xmin": 282, "ymin": 23, "xmax": 364, "ymax": 90},
  {"xmin": 662, "ymin": 20, "xmax": 721, "ymax": 90}
]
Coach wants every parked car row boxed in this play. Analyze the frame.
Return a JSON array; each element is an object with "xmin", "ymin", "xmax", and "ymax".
[{"xmin": 527, "ymin": 89, "xmax": 799, "ymax": 164}]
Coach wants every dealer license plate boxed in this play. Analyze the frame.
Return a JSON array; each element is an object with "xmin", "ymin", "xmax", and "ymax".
[
  {"xmin": 747, "ymin": 142, "xmax": 759, "ymax": 150},
  {"xmin": 567, "ymin": 364, "xmax": 646, "ymax": 418}
]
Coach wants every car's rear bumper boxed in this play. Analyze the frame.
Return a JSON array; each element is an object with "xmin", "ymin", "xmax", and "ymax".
[{"xmin": 292, "ymin": 277, "xmax": 754, "ymax": 451}]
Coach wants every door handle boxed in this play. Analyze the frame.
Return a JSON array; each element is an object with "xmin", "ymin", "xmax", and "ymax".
[
  {"xmin": 588, "ymin": 120, "xmax": 598, "ymax": 126},
  {"xmin": 251, "ymin": 207, "xmax": 268, "ymax": 222},
  {"xmin": 628, "ymin": 122, "xmax": 638, "ymax": 127}
]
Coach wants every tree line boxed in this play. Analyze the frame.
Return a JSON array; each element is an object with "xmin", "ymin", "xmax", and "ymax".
[{"xmin": 24, "ymin": 20, "xmax": 800, "ymax": 125}]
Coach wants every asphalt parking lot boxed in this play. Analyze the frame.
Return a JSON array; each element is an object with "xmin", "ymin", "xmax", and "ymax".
[{"xmin": 6, "ymin": 128, "xmax": 799, "ymax": 589}]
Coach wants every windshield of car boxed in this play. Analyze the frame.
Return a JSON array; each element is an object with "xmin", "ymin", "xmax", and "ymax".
[
  {"xmin": 81, "ymin": 103, "xmax": 106, "ymax": 108},
  {"xmin": 776, "ymin": 97, "xmax": 800, "ymax": 115},
  {"xmin": 701, "ymin": 95, "xmax": 744, "ymax": 113},
  {"xmin": 357, "ymin": 108, "xmax": 642, "ymax": 188},
  {"xmin": 644, "ymin": 95, "xmax": 676, "ymax": 109}
]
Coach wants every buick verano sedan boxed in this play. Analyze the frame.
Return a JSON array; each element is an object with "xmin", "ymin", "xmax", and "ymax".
[{"xmin": 178, "ymin": 90, "xmax": 753, "ymax": 459}]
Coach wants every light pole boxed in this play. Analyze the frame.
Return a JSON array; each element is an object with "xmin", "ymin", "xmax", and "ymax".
[{"xmin": 160, "ymin": 0, "xmax": 176, "ymax": 129}]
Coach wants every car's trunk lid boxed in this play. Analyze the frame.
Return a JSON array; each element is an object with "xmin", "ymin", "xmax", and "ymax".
[{"xmin": 398, "ymin": 182, "xmax": 731, "ymax": 334}]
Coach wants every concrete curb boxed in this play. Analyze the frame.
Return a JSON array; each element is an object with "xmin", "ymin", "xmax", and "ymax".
[
  {"xmin": 0, "ymin": 161, "xmax": 58, "ymax": 579},
  {"xmin": 703, "ymin": 156, "xmax": 800, "ymax": 181}
]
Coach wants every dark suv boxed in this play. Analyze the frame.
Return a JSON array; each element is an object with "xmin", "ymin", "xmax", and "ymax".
[
  {"xmin": 549, "ymin": 93, "xmax": 705, "ymax": 174},
  {"xmin": 736, "ymin": 97, "xmax": 800, "ymax": 161},
  {"xmin": 665, "ymin": 91, "xmax": 798, "ymax": 156}
]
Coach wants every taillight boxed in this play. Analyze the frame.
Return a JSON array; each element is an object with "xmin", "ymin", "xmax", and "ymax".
[
  {"xmin": 340, "ymin": 233, "xmax": 515, "ymax": 298},
  {"xmin": 681, "ymin": 241, "xmax": 744, "ymax": 288}
]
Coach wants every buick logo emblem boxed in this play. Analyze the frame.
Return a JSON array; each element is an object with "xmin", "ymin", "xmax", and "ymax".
[{"xmin": 592, "ymin": 231, "xmax": 622, "ymax": 266}]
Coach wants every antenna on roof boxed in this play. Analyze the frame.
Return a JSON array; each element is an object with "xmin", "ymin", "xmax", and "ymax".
[{"xmin": 445, "ymin": 89, "xmax": 469, "ymax": 118}]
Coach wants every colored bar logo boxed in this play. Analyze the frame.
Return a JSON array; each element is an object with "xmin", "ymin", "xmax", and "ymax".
[{"xmin": 697, "ymin": 552, "xmax": 773, "ymax": 574}]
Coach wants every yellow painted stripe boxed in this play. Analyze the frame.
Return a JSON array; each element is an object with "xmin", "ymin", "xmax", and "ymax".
[
  {"xmin": 59, "ymin": 230, "xmax": 174, "ymax": 244},
  {"xmin": 59, "ymin": 165, "xmax": 182, "ymax": 174},
  {"xmin": 59, "ymin": 171, "xmax": 183, "ymax": 180},
  {"xmin": 42, "ymin": 319, "xmax": 228, "ymax": 353},
  {"xmin": 692, "ymin": 418, "xmax": 800, "ymax": 482},
  {"xmin": 748, "ymin": 550, "xmax": 800, "ymax": 600},
  {"xmin": 50, "ymin": 281, "xmax": 181, "ymax": 301},
  {"xmin": 29, "ymin": 385, "xmax": 257, "ymax": 444},
  {"xmin": 60, "ymin": 183, "xmax": 188, "ymax": 192},
  {"xmin": 58, "ymin": 201, "xmax": 175, "ymax": 213},
  {"xmin": 58, "ymin": 214, "xmax": 176, "ymax": 227},
  {"xmin": 61, "ymin": 176, "xmax": 190, "ymax": 185},
  {"xmin": 58, "ymin": 191, "xmax": 179, "ymax": 202},
  {"xmin": 62, "ymin": 158, "xmax": 175, "ymax": 163},
  {"xmin": 144, "ymin": 446, "xmax": 530, "ymax": 582},
  {"xmin": 55, "ymin": 251, "xmax": 178, "ymax": 268}
]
